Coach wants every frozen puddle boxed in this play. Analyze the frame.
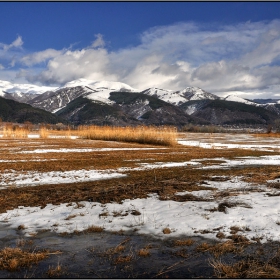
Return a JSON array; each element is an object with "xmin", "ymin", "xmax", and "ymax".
[
  {"xmin": 1, "ymin": 177, "xmax": 280, "ymax": 243},
  {"xmin": 178, "ymin": 140, "xmax": 280, "ymax": 151}
]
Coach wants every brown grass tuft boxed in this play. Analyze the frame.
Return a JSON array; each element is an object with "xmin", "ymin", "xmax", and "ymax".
[
  {"xmin": 173, "ymin": 239, "xmax": 194, "ymax": 246},
  {"xmin": 138, "ymin": 248, "xmax": 150, "ymax": 257},
  {"xmin": 163, "ymin": 227, "xmax": 172, "ymax": 234},
  {"xmin": 113, "ymin": 255, "xmax": 133, "ymax": 264},
  {"xmin": 216, "ymin": 232, "xmax": 226, "ymax": 239},
  {"xmin": 0, "ymin": 247, "xmax": 49, "ymax": 271},
  {"xmin": 84, "ymin": 225, "xmax": 104, "ymax": 233},
  {"xmin": 196, "ymin": 240, "xmax": 239, "ymax": 257},
  {"xmin": 47, "ymin": 262, "xmax": 63, "ymax": 278},
  {"xmin": 210, "ymin": 258, "xmax": 280, "ymax": 278}
]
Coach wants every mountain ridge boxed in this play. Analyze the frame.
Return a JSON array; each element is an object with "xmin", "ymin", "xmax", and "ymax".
[{"xmin": 1, "ymin": 78, "xmax": 280, "ymax": 128}]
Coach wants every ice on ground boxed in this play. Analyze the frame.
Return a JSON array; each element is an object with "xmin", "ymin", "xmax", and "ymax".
[
  {"xmin": 198, "ymin": 155, "xmax": 280, "ymax": 169},
  {"xmin": 178, "ymin": 140, "xmax": 279, "ymax": 151},
  {"xmin": 1, "ymin": 177, "xmax": 280, "ymax": 243}
]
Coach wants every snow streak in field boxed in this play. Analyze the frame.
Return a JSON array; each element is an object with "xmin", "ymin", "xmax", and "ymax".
[{"xmin": 0, "ymin": 169, "xmax": 125, "ymax": 188}]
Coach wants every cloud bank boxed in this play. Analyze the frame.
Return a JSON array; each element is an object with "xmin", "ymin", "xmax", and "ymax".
[{"xmin": 1, "ymin": 20, "xmax": 280, "ymax": 98}]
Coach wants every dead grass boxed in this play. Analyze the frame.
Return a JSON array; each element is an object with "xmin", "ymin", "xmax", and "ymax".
[
  {"xmin": 210, "ymin": 258, "xmax": 280, "ymax": 278},
  {"xmin": 173, "ymin": 239, "xmax": 194, "ymax": 247},
  {"xmin": 138, "ymin": 248, "xmax": 150, "ymax": 257},
  {"xmin": 196, "ymin": 240, "xmax": 241, "ymax": 257},
  {"xmin": 47, "ymin": 262, "xmax": 63, "ymax": 278},
  {"xmin": 39, "ymin": 127, "xmax": 49, "ymax": 139},
  {"xmin": 113, "ymin": 255, "xmax": 133, "ymax": 264},
  {"xmin": 252, "ymin": 132, "xmax": 280, "ymax": 138},
  {"xmin": 228, "ymin": 234, "xmax": 250, "ymax": 244},
  {"xmin": 0, "ymin": 247, "xmax": 49, "ymax": 271},
  {"xmin": 84, "ymin": 225, "xmax": 104, "ymax": 233},
  {"xmin": 163, "ymin": 227, "xmax": 172, "ymax": 234},
  {"xmin": 2, "ymin": 126, "xmax": 29, "ymax": 139}
]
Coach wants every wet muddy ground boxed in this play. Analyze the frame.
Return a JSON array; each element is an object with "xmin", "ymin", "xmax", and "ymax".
[{"xmin": 1, "ymin": 225, "xmax": 280, "ymax": 278}]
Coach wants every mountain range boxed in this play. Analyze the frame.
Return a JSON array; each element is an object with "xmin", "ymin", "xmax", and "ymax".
[{"xmin": 1, "ymin": 79, "xmax": 280, "ymax": 128}]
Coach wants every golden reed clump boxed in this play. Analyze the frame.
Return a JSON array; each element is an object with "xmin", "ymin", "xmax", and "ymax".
[{"xmin": 76, "ymin": 125, "xmax": 178, "ymax": 146}]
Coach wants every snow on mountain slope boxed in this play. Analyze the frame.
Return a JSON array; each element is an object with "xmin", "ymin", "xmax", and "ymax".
[
  {"xmin": 142, "ymin": 87, "xmax": 219, "ymax": 106},
  {"xmin": 63, "ymin": 79, "xmax": 138, "ymax": 92},
  {"xmin": 28, "ymin": 79, "xmax": 139, "ymax": 112},
  {"xmin": 60, "ymin": 79, "xmax": 139, "ymax": 105},
  {"xmin": 224, "ymin": 95, "xmax": 259, "ymax": 106},
  {"xmin": 29, "ymin": 86, "xmax": 96, "ymax": 113},
  {"xmin": 86, "ymin": 89, "xmax": 116, "ymax": 105},
  {"xmin": 179, "ymin": 87, "xmax": 219, "ymax": 101},
  {"xmin": 141, "ymin": 87, "xmax": 186, "ymax": 105}
]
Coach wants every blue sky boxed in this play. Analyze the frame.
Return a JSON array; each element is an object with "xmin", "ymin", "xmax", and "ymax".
[{"xmin": 1, "ymin": 2, "xmax": 280, "ymax": 98}]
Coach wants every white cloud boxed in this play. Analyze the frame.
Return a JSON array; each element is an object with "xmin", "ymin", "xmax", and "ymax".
[
  {"xmin": 21, "ymin": 49, "xmax": 63, "ymax": 66},
  {"xmin": 2, "ymin": 20, "xmax": 280, "ymax": 98},
  {"xmin": 0, "ymin": 35, "xmax": 23, "ymax": 51},
  {"xmin": 91, "ymin": 33, "xmax": 105, "ymax": 48},
  {"xmin": 30, "ymin": 48, "xmax": 117, "ymax": 85}
]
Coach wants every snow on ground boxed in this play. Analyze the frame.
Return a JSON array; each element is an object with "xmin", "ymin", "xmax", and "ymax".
[
  {"xmin": 0, "ymin": 169, "xmax": 125, "ymax": 189},
  {"xmin": 1, "ymin": 177, "xmax": 280, "ymax": 243}
]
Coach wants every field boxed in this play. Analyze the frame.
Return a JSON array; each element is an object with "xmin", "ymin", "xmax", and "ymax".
[{"xmin": 1, "ymin": 130, "xmax": 280, "ymax": 277}]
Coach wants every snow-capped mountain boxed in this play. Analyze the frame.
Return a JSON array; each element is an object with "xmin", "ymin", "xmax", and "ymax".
[
  {"xmin": 28, "ymin": 86, "xmax": 94, "ymax": 113},
  {"xmin": 178, "ymin": 87, "xmax": 219, "ymax": 101},
  {"xmin": 1, "ymin": 78, "xmax": 280, "ymax": 128},
  {"xmin": 83, "ymin": 80, "xmax": 138, "ymax": 105},
  {"xmin": 28, "ymin": 79, "xmax": 138, "ymax": 113},
  {"xmin": 142, "ymin": 86, "xmax": 219, "ymax": 106},
  {"xmin": 0, "ymin": 80, "xmax": 57, "ymax": 103}
]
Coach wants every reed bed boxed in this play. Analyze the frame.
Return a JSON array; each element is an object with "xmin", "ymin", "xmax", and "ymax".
[
  {"xmin": 76, "ymin": 125, "xmax": 178, "ymax": 146},
  {"xmin": 39, "ymin": 127, "xmax": 49, "ymax": 139},
  {"xmin": 0, "ymin": 124, "xmax": 178, "ymax": 145},
  {"xmin": 1, "ymin": 126, "xmax": 29, "ymax": 139}
]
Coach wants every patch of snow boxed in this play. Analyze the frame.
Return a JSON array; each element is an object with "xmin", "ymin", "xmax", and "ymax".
[
  {"xmin": 2, "ymin": 177, "xmax": 280, "ymax": 243},
  {"xmin": 224, "ymin": 95, "xmax": 258, "ymax": 106},
  {"xmin": 0, "ymin": 169, "xmax": 125, "ymax": 189}
]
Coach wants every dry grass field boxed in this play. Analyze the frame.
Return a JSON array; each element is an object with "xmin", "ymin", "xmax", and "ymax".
[{"xmin": 1, "ymin": 129, "xmax": 280, "ymax": 277}]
